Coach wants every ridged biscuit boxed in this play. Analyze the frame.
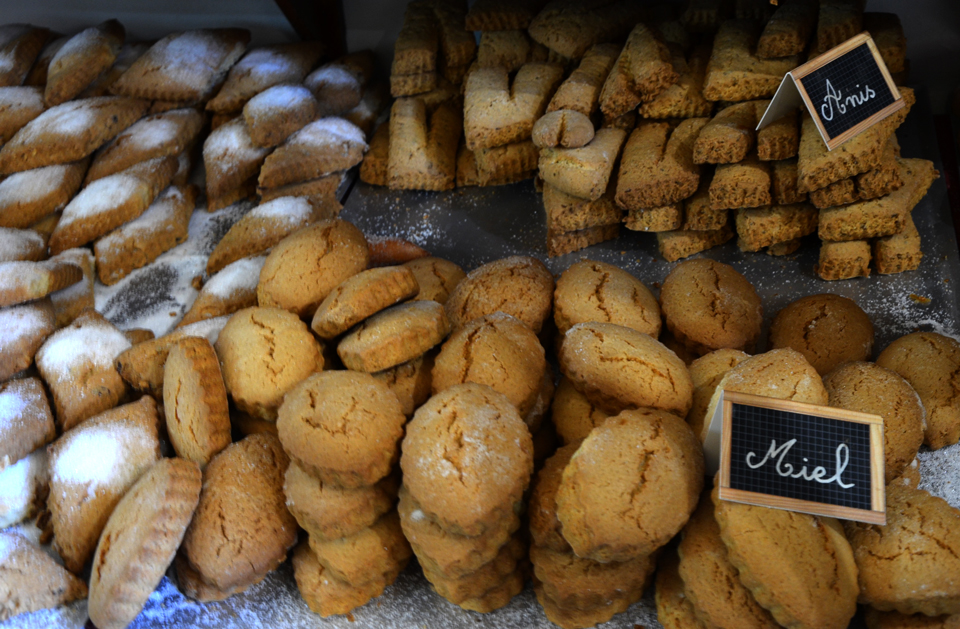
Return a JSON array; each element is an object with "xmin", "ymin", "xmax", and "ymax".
[
  {"xmin": 425, "ymin": 535, "xmax": 527, "ymax": 605},
  {"xmin": 307, "ymin": 511, "xmax": 412, "ymax": 586},
  {"xmin": 292, "ymin": 541, "xmax": 394, "ymax": 618},
  {"xmin": 655, "ymin": 550, "xmax": 709, "ymax": 629},
  {"xmin": 338, "ymin": 300, "xmax": 451, "ymax": 373}
]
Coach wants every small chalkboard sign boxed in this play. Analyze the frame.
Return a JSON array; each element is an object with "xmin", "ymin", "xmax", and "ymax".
[
  {"xmin": 757, "ymin": 32, "xmax": 904, "ymax": 151},
  {"xmin": 711, "ymin": 390, "xmax": 886, "ymax": 525}
]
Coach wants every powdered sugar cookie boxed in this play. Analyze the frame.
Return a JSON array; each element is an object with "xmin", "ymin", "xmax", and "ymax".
[
  {"xmin": 258, "ymin": 117, "xmax": 367, "ymax": 189},
  {"xmin": 243, "ymin": 84, "xmax": 319, "ymax": 148},
  {"xmin": 44, "ymin": 20, "xmax": 125, "ymax": 106},
  {"xmin": 180, "ymin": 256, "xmax": 265, "ymax": 327},
  {"xmin": 202, "ymin": 116, "xmax": 270, "ymax": 200},
  {"xmin": 0, "ymin": 160, "xmax": 88, "ymax": 229},
  {"xmin": 0, "ymin": 86, "xmax": 45, "ymax": 143},
  {"xmin": 0, "ymin": 376, "xmax": 54, "ymax": 471},
  {"xmin": 0, "ymin": 530, "xmax": 88, "ymax": 621}
]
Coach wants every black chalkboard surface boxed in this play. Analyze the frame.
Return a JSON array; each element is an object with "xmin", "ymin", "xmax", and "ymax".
[{"xmin": 717, "ymin": 391, "xmax": 886, "ymax": 524}]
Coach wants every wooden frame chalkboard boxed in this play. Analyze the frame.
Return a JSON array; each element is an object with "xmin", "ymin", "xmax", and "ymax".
[{"xmin": 717, "ymin": 391, "xmax": 886, "ymax": 524}]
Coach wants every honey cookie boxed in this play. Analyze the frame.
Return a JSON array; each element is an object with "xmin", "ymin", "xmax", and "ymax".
[
  {"xmin": 687, "ymin": 348, "xmax": 751, "ymax": 441},
  {"xmin": 277, "ymin": 371, "xmax": 405, "ymax": 489},
  {"xmin": 553, "ymin": 259, "xmax": 660, "ymax": 338},
  {"xmin": 534, "ymin": 579, "xmax": 637, "ymax": 629},
  {"xmin": 307, "ymin": 510, "xmax": 412, "ymax": 586},
  {"xmin": 425, "ymin": 535, "xmax": 527, "ymax": 605},
  {"xmin": 656, "ymin": 550, "xmax": 709, "ymax": 629},
  {"xmin": 371, "ymin": 351, "xmax": 435, "ymax": 418},
  {"xmin": 215, "ymin": 307, "xmax": 324, "ymax": 421},
  {"xmin": 338, "ymin": 300, "xmax": 451, "ymax": 373},
  {"xmin": 531, "ymin": 544, "xmax": 655, "ymax": 611},
  {"xmin": 311, "ymin": 265, "xmax": 419, "ymax": 339},
  {"xmin": 529, "ymin": 443, "xmax": 578, "ymax": 554},
  {"xmin": 0, "ymin": 376, "xmax": 54, "ymax": 471},
  {"xmin": 660, "ymin": 258, "xmax": 763, "ymax": 355},
  {"xmin": 292, "ymin": 541, "xmax": 393, "ymax": 618},
  {"xmin": 458, "ymin": 567, "xmax": 527, "ymax": 613},
  {"xmin": 0, "ymin": 530, "xmax": 88, "ymax": 621},
  {"xmin": 549, "ymin": 378, "xmax": 610, "ymax": 446},
  {"xmin": 0, "ymin": 298, "xmax": 55, "ymax": 382}
]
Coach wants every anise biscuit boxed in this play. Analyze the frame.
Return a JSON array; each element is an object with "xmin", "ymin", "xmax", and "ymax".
[
  {"xmin": 703, "ymin": 20, "xmax": 800, "ymax": 101},
  {"xmin": 390, "ymin": 70, "xmax": 438, "ymax": 98},
  {"xmin": 0, "ymin": 227, "xmax": 45, "ymax": 262},
  {"xmin": 163, "ymin": 337, "xmax": 231, "ymax": 467},
  {"xmin": 816, "ymin": 0, "xmax": 863, "ymax": 54},
  {"xmin": 542, "ymin": 179, "xmax": 622, "ymax": 233},
  {"xmin": 215, "ymin": 307, "xmax": 324, "ymax": 421},
  {"xmin": 86, "ymin": 108, "xmax": 204, "ymax": 183},
  {"xmin": 854, "ymin": 136, "xmax": 903, "ymax": 200},
  {"xmin": 311, "ymin": 266, "xmax": 418, "ymax": 339},
  {"xmin": 442, "ymin": 566, "xmax": 527, "ymax": 614},
  {"xmin": 206, "ymin": 42, "xmax": 324, "ymax": 114},
  {"xmin": 284, "ymin": 460, "xmax": 397, "ymax": 541},
  {"xmin": 874, "ymin": 212, "xmax": 923, "ymax": 274},
  {"xmin": 243, "ymin": 84, "xmax": 319, "ymax": 148},
  {"xmin": 709, "ymin": 154, "xmax": 772, "ymax": 210},
  {"xmin": 445, "ymin": 255, "xmax": 554, "ymax": 333},
  {"xmin": 110, "ymin": 29, "xmax": 250, "ymax": 102},
  {"xmin": 307, "ymin": 511, "xmax": 412, "ymax": 586},
  {"xmin": 599, "ymin": 23, "xmax": 678, "ymax": 119},
  {"xmin": 681, "ymin": 180, "xmax": 728, "ymax": 230},
  {"xmin": 538, "ymin": 127, "xmax": 628, "ymax": 201},
  {"xmin": 277, "ymin": 371, "xmax": 404, "ymax": 488},
  {"xmin": 304, "ymin": 50, "xmax": 375, "ymax": 117},
  {"xmin": 757, "ymin": 0, "xmax": 818, "ymax": 58},
  {"xmin": 757, "ymin": 107, "xmax": 799, "ymax": 161},
  {"xmin": 425, "ymin": 536, "xmax": 527, "ymax": 605},
  {"xmin": 616, "ymin": 118, "xmax": 709, "ymax": 210},
  {"xmin": 466, "ymin": 0, "xmax": 547, "ymax": 31},
  {"xmin": 257, "ymin": 219, "xmax": 370, "ymax": 317},
  {"xmin": 0, "ymin": 25, "xmax": 50, "ymax": 87},
  {"xmin": 877, "ymin": 332, "xmax": 960, "ymax": 450},
  {"xmin": 259, "ymin": 117, "xmax": 367, "ymax": 189},
  {"xmin": 549, "ymin": 378, "xmax": 610, "ymax": 446},
  {"xmin": 0, "ymin": 161, "xmax": 85, "ymax": 230},
  {"xmin": 473, "ymin": 140, "xmax": 539, "ymax": 185},
  {"xmin": 202, "ymin": 117, "xmax": 271, "ymax": 200},
  {"xmin": 0, "ymin": 258, "xmax": 82, "ymax": 308},
  {"xmin": 88, "ymin": 458, "xmax": 201, "ymax": 629},
  {"xmin": 0, "ymin": 86, "xmax": 45, "ymax": 144},
  {"xmin": 291, "ymin": 541, "xmax": 390, "ymax": 617},
  {"xmin": 94, "ymin": 184, "xmax": 196, "ymax": 285},
  {"xmin": 681, "ymin": 0, "xmax": 732, "ymax": 33},
  {"xmin": 660, "ymin": 258, "xmax": 763, "ymax": 355},
  {"xmin": 532, "ymin": 544, "xmax": 655, "ymax": 611},
  {"xmin": 771, "ymin": 157, "xmax": 807, "ymax": 205},
  {"xmin": 656, "ymin": 550, "xmax": 709, "ymax": 629},
  {"xmin": 554, "ymin": 258, "xmax": 660, "ymax": 337},
  {"xmin": 0, "ymin": 376, "xmax": 54, "ymax": 470},
  {"xmin": 687, "ymin": 349, "xmax": 751, "ymax": 441},
  {"xmin": 206, "ymin": 195, "xmax": 320, "ymax": 275},
  {"xmin": 556, "ymin": 408, "xmax": 703, "ymax": 562},
  {"xmin": 735, "ymin": 203, "xmax": 818, "ymax": 252},
  {"xmin": 694, "ymin": 101, "xmax": 756, "ymax": 164},
  {"xmin": 559, "ymin": 322, "xmax": 694, "ymax": 417},
  {"xmin": 638, "ymin": 44, "xmax": 713, "ymax": 120},
  {"xmin": 44, "ymin": 20, "xmax": 125, "ymax": 107},
  {"xmin": 401, "ymin": 383, "xmax": 533, "ymax": 537},
  {"xmin": 527, "ymin": 0, "xmax": 645, "ymax": 61},
  {"xmin": 534, "ymin": 580, "xmax": 637, "ymax": 629},
  {"xmin": 359, "ymin": 122, "xmax": 389, "ymax": 186},
  {"xmin": 623, "ymin": 204, "xmax": 683, "ymax": 232},
  {"xmin": 387, "ymin": 98, "xmax": 461, "ymax": 191},
  {"xmin": 47, "ymin": 247, "xmax": 94, "ymax": 327},
  {"xmin": 529, "ymin": 443, "xmax": 577, "ymax": 553},
  {"xmin": 476, "ymin": 30, "xmax": 542, "ymax": 74},
  {"xmin": 403, "ymin": 256, "xmax": 465, "ymax": 304},
  {"xmin": 178, "ymin": 433, "xmax": 297, "ymax": 600},
  {"xmin": 547, "ymin": 223, "xmax": 620, "ymax": 257},
  {"xmin": 532, "ymin": 109, "xmax": 594, "ymax": 149},
  {"xmin": 179, "ymin": 256, "xmax": 266, "ymax": 327},
  {"xmin": 338, "ymin": 300, "xmax": 450, "ymax": 373},
  {"xmin": 47, "ymin": 396, "xmax": 161, "ymax": 573},
  {"xmin": 547, "ymin": 43, "xmax": 620, "ymax": 116},
  {"xmin": 0, "ymin": 531, "xmax": 88, "ymax": 621},
  {"xmin": 657, "ymin": 223, "xmax": 735, "ymax": 262},
  {"xmin": 816, "ymin": 239, "xmax": 872, "ymax": 281}
]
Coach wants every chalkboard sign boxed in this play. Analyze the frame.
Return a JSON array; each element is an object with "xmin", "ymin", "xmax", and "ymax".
[
  {"xmin": 716, "ymin": 391, "xmax": 886, "ymax": 524},
  {"xmin": 757, "ymin": 32, "xmax": 904, "ymax": 151}
]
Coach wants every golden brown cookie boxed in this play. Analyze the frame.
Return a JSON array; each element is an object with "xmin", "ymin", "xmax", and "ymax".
[
  {"xmin": 0, "ymin": 258, "xmax": 83, "ymax": 308},
  {"xmin": 0, "ymin": 376, "xmax": 54, "ymax": 471},
  {"xmin": 87, "ymin": 458, "xmax": 201, "ymax": 629},
  {"xmin": 292, "ymin": 541, "xmax": 393, "ymax": 618},
  {"xmin": 532, "ymin": 109, "xmax": 596, "ymax": 150},
  {"xmin": 0, "ymin": 25, "xmax": 52, "ymax": 88},
  {"xmin": 243, "ymin": 84, "xmax": 320, "ymax": 149},
  {"xmin": 425, "ymin": 535, "xmax": 527, "ymax": 605},
  {"xmin": 277, "ymin": 371, "xmax": 405, "ymax": 489},
  {"xmin": 559, "ymin": 321, "xmax": 694, "ymax": 417},
  {"xmin": 338, "ymin": 300, "xmax": 451, "ymax": 373},
  {"xmin": 215, "ymin": 307, "xmax": 324, "ymax": 421},
  {"xmin": 0, "ymin": 298, "xmax": 55, "ymax": 382},
  {"xmin": 529, "ymin": 443, "xmax": 578, "ymax": 554},
  {"xmin": 0, "ymin": 227, "xmax": 46, "ymax": 262},
  {"xmin": 553, "ymin": 259, "xmax": 660, "ymax": 338},
  {"xmin": 307, "ymin": 510, "xmax": 412, "ymax": 586},
  {"xmin": 0, "ymin": 86, "xmax": 45, "ymax": 145},
  {"xmin": 311, "ymin": 266, "xmax": 419, "ymax": 339},
  {"xmin": 0, "ymin": 530, "xmax": 88, "ymax": 621},
  {"xmin": 769, "ymin": 293, "xmax": 875, "ymax": 376},
  {"xmin": 660, "ymin": 259, "xmax": 763, "ymax": 356},
  {"xmin": 531, "ymin": 544, "xmax": 655, "ymax": 611},
  {"xmin": 687, "ymin": 348, "xmax": 751, "ymax": 441},
  {"xmin": 656, "ymin": 549, "xmax": 709, "ymax": 629},
  {"xmin": 549, "ymin": 377, "xmax": 609, "ymax": 446},
  {"xmin": 371, "ymin": 351, "xmax": 435, "ymax": 418}
]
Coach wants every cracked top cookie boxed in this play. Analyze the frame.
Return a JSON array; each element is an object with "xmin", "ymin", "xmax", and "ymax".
[{"xmin": 553, "ymin": 259, "xmax": 660, "ymax": 338}]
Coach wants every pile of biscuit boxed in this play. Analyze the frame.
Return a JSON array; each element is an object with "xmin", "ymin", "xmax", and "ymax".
[{"xmin": 359, "ymin": 0, "xmax": 936, "ymax": 271}]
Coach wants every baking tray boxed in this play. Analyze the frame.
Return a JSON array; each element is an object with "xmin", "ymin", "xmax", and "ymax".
[{"xmin": 7, "ymin": 92, "xmax": 960, "ymax": 629}]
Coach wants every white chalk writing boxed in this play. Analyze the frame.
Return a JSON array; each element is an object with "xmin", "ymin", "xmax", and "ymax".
[
  {"xmin": 820, "ymin": 79, "xmax": 876, "ymax": 121},
  {"xmin": 745, "ymin": 439, "xmax": 854, "ymax": 488}
]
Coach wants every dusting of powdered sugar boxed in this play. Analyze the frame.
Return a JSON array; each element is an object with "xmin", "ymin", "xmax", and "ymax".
[
  {"xmin": 0, "ymin": 85, "xmax": 43, "ymax": 112},
  {"xmin": 231, "ymin": 47, "xmax": 302, "ymax": 84},
  {"xmin": 95, "ymin": 187, "xmax": 186, "ymax": 254},
  {"xmin": 0, "ymin": 301, "xmax": 51, "ymax": 351},
  {"xmin": 0, "ymin": 449, "xmax": 48, "ymax": 528},
  {"xmin": 246, "ymin": 84, "xmax": 315, "ymax": 116},
  {"xmin": 0, "ymin": 163, "xmax": 70, "ymax": 204},
  {"xmin": 52, "ymin": 423, "xmax": 154, "ymax": 495},
  {"xmin": 57, "ymin": 174, "xmax": 140, "ymax": 228},
  {"xmin": 35, "ymin": 322, "xmax": 130, "ymax": 382},
  {"xmin": 12, "ymin": 97, "xmax": 101, "ymax": 142},
  {"xmin": 202, "ymin": 255, "xmax": 266, "ymax": 299},
  {"xmin": 0, "ymin": 228, "xmax": 43, "ymax": 261},
  {"xmin": 288, "ymin": 117, "xmax": 366, "ymax": 149}
]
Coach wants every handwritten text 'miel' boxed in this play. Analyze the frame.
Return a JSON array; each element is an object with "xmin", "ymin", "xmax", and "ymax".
[
  {"xmin": 821, "ymin": 79, "xmax": 876, "ymax": 121},
  {"xmin": 745, "ymin": 439, "xmax": 854, "ymax": 488}
]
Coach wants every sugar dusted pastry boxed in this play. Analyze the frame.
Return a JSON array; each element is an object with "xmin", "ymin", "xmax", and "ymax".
[
  {"xmin": 202, "ymin": 117, "xmax": 270, "ymax": 201},
  {"xmin": 180, "ymin": 255, "xmax": 266, "ymax": 327},
  {"xmin": 243, "ymin": 84, "xmax": 319, "ymax": 149},
  {"xmin": 0, "ymin": 259, "xmax": 82, "ymax": 308},
  {"xmin": 44, "ymin": 20, "xmax": 125, "ymax": 106},
  {"xmin": 0, "ymin": 530, "xmax": 88, "ymax": 620},
  {"xmin": 0, "ymin": 160, "xmax": 88, "ymax": 229},
  {"xmin": 207, "ymin": 42, "xmax": 324, "ymax": 114},
  {"xmin": 259, "ymin": 117, "xmax": 367, "ymax": 190},
  {"xmin": 304, "ymin": 50, "xmax": 376, "ymax": 117},
  {"xmin": 0, "ymin": 24, "xmax": 50, "ymax": 87},
  {"xmin": 0, "ymin": 86, "xmax": 45, "ymax": 143}
]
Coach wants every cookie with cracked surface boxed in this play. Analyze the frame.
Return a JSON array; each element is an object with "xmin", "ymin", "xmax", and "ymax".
[
  {"xmin": 445, "ymin": 255, "xmax": 554, "ymax": 334},
  {"xmin": 553, "ymin": 258, "xmax": 660, "ymax": 338},
  {"xmin": 215, "ymin": 307, "xmax": 324, "ymax": 422},
  {"xmin": 277, "ymin": 370, "xmax": 404, "ymax": 489},
  {"xmin": 403, "ymin": 256, "xmax": 465, "ymax": 304},
  {"xmin": 292, "ymin": 540, "xmax": 392, "ymax": 618},
  {"xmin": 877, "ymin": 332, "xmax": 960, "ymax": 450},
  {"xmin": 864, "ymin": 608, "xmax": 960, "ymax": 629},
  {"xmin": 178, "ymin": 433, "xmax": 297, "ymax": 599},
  {"xmin": 432, "ymin": 312, "xmax": 546, "ymax": 418},
  {"xmin": 559, "ymin": 321, "xmax": 694, "ymax": 416},
  {"xmin": 371, "ymin": 351, "xmax": 435, "ymax": 418},
  {"xmin": 549, "ymin": 378, "xmax": 610, "ymax": 446},
  {"xmin": 458, "ymin": 566, "xmax": 527, "ymax": 613},
  {"xmin": 162, "ymin": 336, "xmax": 231, "ymax": 468},
  {"xmin": 88, "ymin": 457, "xmax": 202, "ymax": 629},
  {"xmin": 425, "ymin": 535, "xmax": 526, "ymax": 605},
  {"xmin": 257, "ymin": 219, "xmax": 370, "ymax": 318},
  {"xmin": 534, "ymin": 578, "xmax": 637, "ymax": 629},
  {"xmin": 660, "ymin": 258, "xmax": 763, "ymax": 356},
  {"xmin": 656, "ymin": 550, "xmax": 709, "ymax": 629},
  {"xmin": 687, "ymin": 349, "xmax": 751, "ymax": 441},
  {"xmin": 307, "ymin": 510, "xmax": 412, "ymax": 586},
  {"xmin": 311, "ymin": 265, "xmax": 419, "ymax": 339},
  {"xmin": 529, "ymin": 443, "xmax": 578, "ymax": 553},
  {"xmin": 712, "ymin": 482, "xmax": 859, "ymax": 629},
  {"xmin": 769, "ymin": 293, "xmax": 874, "ymax": 376},
  {"xmin": 401, "ymin": 383, "xmax": 533, "ymax": 537},
  {"xmin": 531, "ymin": 544, "xmax": 655, "ymax": 611},
  {"xmin": 0, "ymin": 530, "xmax": 88, "ymax": 621},
  {"xmin": 556, "ymin": 408, "xmax": 703, "ymax": 563},
  {"xmin": 338, "ymin": 300, "xmax": 450, "ymax": 373}
]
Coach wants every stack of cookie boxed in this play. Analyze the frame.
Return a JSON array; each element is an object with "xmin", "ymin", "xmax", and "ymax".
[
  {"xmin": 399, "ymin": 383, "xmax": 535, "ymax": 613},
  {"xmin": 390, "ymin": 0, "xmax": 476, "ymax": 98}
]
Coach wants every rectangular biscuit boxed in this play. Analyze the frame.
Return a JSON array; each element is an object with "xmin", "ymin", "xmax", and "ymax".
[
  {"xmin": 474, "ymin": 140, "xmax": 539, "ymax": 185},
  {"xmin": 638, "ymin": 44, "xmax": 713, "ymax": 120},
  {"xmin": 547, "ymin": 223, "xmax": 620, "ymax": 257},
  {"xmin": 756, "ymin": 105, "xmax": 799, "ymax": 161},
  {"xmin": 816, "ymin": 0, "xmax": 863, "ymax": 54},
  {"xmin": 683, "ymin": 181, "xmax": 729, "ymax": 230},
  {"xmin": 477, "ymin": 31, "xmax": 538, "ymax": 74},
  {"xmin": 809, "ymin": 178, "xmax": 857, "ymax": 209},
  {"xmin": 360, "ymin": 123, "xmax": 390, "ymax": 187},
  {"xmin": 817, "ymin": 158, "xmax": 937, "ymax": 241},
  {"xmin": 709, "ymin": 153, "xmax": 772, "ymax": 210},
  {"xmin": 816, "ymin": 239, "xmax": 871, "ymax": 280},
  {"xmin": 598, "ymin": 23, "xmax": 678, "ymax": 119},
  {"xmin": 392, "ymin": 2, "xmax": 439, "ymax": 76},
  {"xmin": 456, "ymin": 145, "xmax": 480, "ymax": 187},
  {"xmin": 387, "ymin": 97, "xmax": 462, "ymax": 191},
  {"xmin": 735, "ymin": 202, "xmax": 818, "ymax": 251},
  {"xmin": 465, "ymin": 0, "xmax": 548, "ymax": 31},
  {"xmin": 865, "ymin": 12, "xmax": 906, "ymax": 74},
  {"xmin": 432, "ymin": 1, "xmax": 476, "ymax": 70},
  {"xmin": 767, "ymin": 238, "xmax": 802, "ymax": 256},
  {"xmin": 681, "ymin": 0, "xmax": 732, "ymax": 34},
  {"xmin": 808, "ymin": 136, "xmax": 901, "ymax": 208},
  {"xmin": 703, "ymin": 20, "xmax": 800, "ymax": 102},
  {"xmin": 757, "ymin": 0, "xmax": 818, "ymax": 59},
  {"xmin": 528, "ymin": 0, "xmax": 646, "ymax": 60},
  {"xmin": 873, "ymin": 211, "xmax": 921, "ymax": 274},
  {"xmin": 539, "ymin": 126, "xmax": 627, "ymax": 201},
  {"xmin": 657, "ymin": 222, "xmax": 735, "ymax": 262},
  {"xmin": 391, "ymin": 71, "xmax": 438, "ymax": 98},
  {"xmin": 547, "ymin": 43, "xmax": 620, "ymax": 116},
  {"xmin": 624, "ymin": 204, "xmax": 683, "ymax": 232},
  {"xmin": 543, "ymin": 179, "xmax": 622, "ymax": 232},
  {"xmin": 693, "ymin": 101, "xmax": 756, "ymax": 164},
  {"xmin": 615, "ymin": 118, "xmax": 709, "ymax": 210}
]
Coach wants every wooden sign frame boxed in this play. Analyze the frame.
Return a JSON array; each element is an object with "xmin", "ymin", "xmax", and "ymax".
[{"xmin": 717, "ymin": 391, "xmax": 886, "ymax": 525}]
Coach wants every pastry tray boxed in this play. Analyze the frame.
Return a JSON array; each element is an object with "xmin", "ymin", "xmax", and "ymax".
[{"xmin": 7, "ymin": 92, "xmax": 960, "ymax": 629}]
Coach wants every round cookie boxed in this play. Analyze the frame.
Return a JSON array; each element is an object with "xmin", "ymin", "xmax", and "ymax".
[
  {"xmin": 711, "ymin": 483, "xmax": 859, "ymax": 629},
  {"xmin": 257, "ymin": 219, "xmax": 369, "ymax": 317},
  {"xmin": 864, "ymin": 607, "xmax": 960, "ymax": 629},
  {"xmin": 432, "ymin": 312, "xmax": 547, "ymax": 417},
  {"xmin": 284, "ymin": 460, "xmax": 398, "ymax": 541},
  {"xmin": 769, "ymin": 293, "xmax": 875, "ymax": 375},
  {"xmin": 88, "ymin": 458, "xmax": 202, "ymax": 629},
  {"xmin": 687, "ymin": 349, "xmax": 751, "ymax": 441},
  {"xmin": 310, "ymin": 265, "xmax": 419, "ymax": 339},
  {"xmin": 555, "ymin": 408, "xmax": 704, "ymax": 563},
  {"xmin": 423, "ymin": 536, "xmax": 527, "ymax": 605},
  {"xmin": 292, "ymin": 541, "xmax": 391, "ymax": 618},
  {"xmin": 524, "ymin": 370, "xmax": 555, "ymax": 433},
  {"xmin": 678, "ymin": 496, "xmax": 779, "ymax": 629},
  {"xmin": 549, "ymin": 378, "xmax": 611, "ymax": 446},
  {"xmin": 307, "ymin": 511, "xmax": 412, "ymax": 586},
  {"xmin": 534, "ymin": 579, "xmax": 636, "ymax": 629},
  {"xmin": 553, "ymin": 259, "xmax": 660, "ymax": 337},
  {"xmin": 824, "ymin": 362, "xmax": 925, "ymax": 483},
  {"xmin": 876, "ymin": 332, "xmax": 960, "ymax": 450},
  {"xmin": 404, "ymin": 256, "xmax": 466, "ymax": 304},
  {"xmin": 178, "ymin": 433, "xmax": 298, "ymax": 599},
  {"xmin": 215, "ymin": 307, "xmax": 323, "ymax": 421},
  {"xmin": 458, "ymin": 567, "xmax": 526, "ymax": 613},
  {"xmin": 371, "ymin": 351, "xmax": 435, "ymax": 417},
  {"xmin": 529, "ymin": 443, "xmax": 578, "ymax": 553},
  {"xmin": 659, "ymin": 258, "xmax": 763, "ymax": 355},
  {"xmin": 444, "ymin": 255, "xmax": 554, "ymax": 333},
  {"xmin": 530, "ymin": 544, "xmax": 656, "ymax": 610},
  {"xmin": 656, "ymin": 551, "xmax": 709, "ymax": 629},
  {"xmin": 559, "ymin": 321, "xmax": 694, "ymax": 417},
  {"xmin": 277, "ymin": 371, "xmax": 405, "ymax": 489},
  {"xmin": 400, "ymin": 383, "xmax": 534, "ymax": 537},
  {"xmin": 337, "ymin": 300, "xmax": 451, "ymax": 373},
  {"xmin": 162, "ymin": 336, "xmax": 231, "ymax": 467},
  {"xmin": 846, "ymin": 483, "xmax": 960, "ymax": 617}
]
